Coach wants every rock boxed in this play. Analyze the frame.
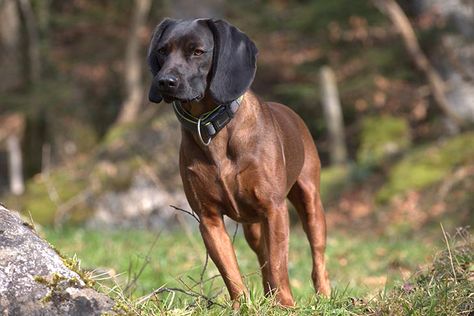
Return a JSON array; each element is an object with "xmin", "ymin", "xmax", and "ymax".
[
  {"xmin": 0, "ymin": 205, "xmax": 115, "ymax": 316},
  {"xmin": 89, "ymin": 173, "xmax": 191, "ymax": 229}
]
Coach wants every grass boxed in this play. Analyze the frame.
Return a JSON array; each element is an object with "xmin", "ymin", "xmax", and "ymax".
[
  {"xmin": 371, "ymin": 226, "xmax": 474, "ymax": 315},
  {"xmin": 39, "ymin": 220, "xmax": 473, "ymax": 315}
]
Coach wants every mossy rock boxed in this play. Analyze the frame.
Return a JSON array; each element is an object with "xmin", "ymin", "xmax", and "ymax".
[
  {"xmin": 376, "ymin": 132, "xmax": 474, "ymax": 203},
  {"xmin": 357, "ymin": 115, "xmax": 411, "ymax": 167}
]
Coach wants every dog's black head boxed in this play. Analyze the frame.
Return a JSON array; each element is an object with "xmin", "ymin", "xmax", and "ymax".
[{"xmin": 147, "ymin": 18, "xmax": 258, "ymax": 105}]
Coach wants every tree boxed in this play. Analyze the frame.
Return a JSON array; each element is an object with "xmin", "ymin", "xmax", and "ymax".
[
  {"xmin": 0, "ymin": 114, "xmax": 25, "ymax": 195},
  {"xmin": 17, "ymin": 0, "xmax": 41, "ymax": 85},
  {"xmin": 372, "ymin": 0, "xmax": 466, "ymax": 127},
  {"xmin": 320, "ymin": 66, "xmax": 348, "ymax": 166},
  {"xmin": 116, "ymin": 0, "xmax": 152, "ymax": 124},
  {"xmin": 0, "ymin": 0, "xmax": 22, "ymax": 91}
]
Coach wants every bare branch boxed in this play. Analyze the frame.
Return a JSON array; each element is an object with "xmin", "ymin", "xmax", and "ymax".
[
  {"xmin": 231, "ymin": 222, "xmax": 239, "ymax": 244},
  {"xmin": 372, "ymin": 0, "xmax": 465, "ymax": 126},
  {"xmin": 169, "ymin": 204, "xmax": 201, "ymax": 224}
]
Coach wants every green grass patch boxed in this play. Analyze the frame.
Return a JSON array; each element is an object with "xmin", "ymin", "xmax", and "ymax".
[
  {"xmin": 371, "ymin": 227, "xmax": 474, "ymax": 315},
  {"xmin": 41, "ymin": 223, "xmax": 452, "ymax": 314}
]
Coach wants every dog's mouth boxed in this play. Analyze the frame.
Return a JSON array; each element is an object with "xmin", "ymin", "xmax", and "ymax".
[{"xmin": 162, "ymin": 93, "xmax": 203, "ymax": 104}]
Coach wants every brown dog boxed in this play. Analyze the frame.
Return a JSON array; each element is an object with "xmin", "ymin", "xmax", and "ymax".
[{"xmin": 147, "ymin": 18, "xmax": 330, "ymax": 307}]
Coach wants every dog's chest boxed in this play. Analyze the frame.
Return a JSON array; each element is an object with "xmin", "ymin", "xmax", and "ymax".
[{"xmin": 183, "ymin": 157, "xmax": 270, "ymax": 222}]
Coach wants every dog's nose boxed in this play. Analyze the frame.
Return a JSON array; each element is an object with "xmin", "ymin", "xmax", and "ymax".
[{"xmin": 158, "ymin": 75, "xmax": 178, "ymax": 90}]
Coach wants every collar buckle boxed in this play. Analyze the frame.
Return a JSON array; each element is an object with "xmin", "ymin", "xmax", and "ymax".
[{"xmin": 172, "ymin": 96, "xmax": 243, "ymax": 145}]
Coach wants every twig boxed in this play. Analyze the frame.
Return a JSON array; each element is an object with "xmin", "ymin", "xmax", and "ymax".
[
  {"xmin": 168, "ymin": 204, "xmax": 211, "ymax": 292},
  {"xmin": 232, "ymin": 222, "xmax": 239, "ymax": 244},
  {"xmin": 170, "ymin": 204, "xmax": 201, "ymax": 223},
  {"xmin": 440, "ymin": 223, "xmax": 457, "ymax": 284},
  {"xmin": 136, "ymin": 158, "xmax": 200, "ymax": 252},
  {"xmin": 199, "ymin": 250, "xmax": 209, "ymax": 294},
  {"xmin": 123, "ymin": 230, "xmax": 162, "ymax": 296},
  {"xmin": 136, "ymin": 286, "xmax": 225, "ymax": 308},
  {"xmin": 187, "ymin": 273, "xmax": 221, "ymax": 291},
  {"xmin": 27, "ymin": 210, "xmax": 37, "ymax": 231}
]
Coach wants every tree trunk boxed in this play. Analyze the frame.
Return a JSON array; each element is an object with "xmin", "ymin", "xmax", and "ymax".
[
  {"xmin": 320, "ymin": 66, "xmax": 348, "ymax": 166},
  {"xmin": 116, "ymin": 0, "xmax": 152, "ymax": 124},
  {"xmin": 372, "ymin": 0, "xmax": 466, "ymax": 126},
  {"xmin": 6, "ymin": 134, "xmax": 24, "ymax": 195},
  {"xmin": 36, "ymin": 0, "xmax": 51, "ymax": 33},
  {"xmin": 17, "ymin": 0, "xmax": 41, "ymax": 85},
  {"xmin": 0, "ymin": 0, "xmax": 22, "ymax": 91}
]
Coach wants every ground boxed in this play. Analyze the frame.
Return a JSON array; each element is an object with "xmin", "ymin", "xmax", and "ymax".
[{"xmin": 41, "ymin": 218, "xmax": 472, "ymax": 315}]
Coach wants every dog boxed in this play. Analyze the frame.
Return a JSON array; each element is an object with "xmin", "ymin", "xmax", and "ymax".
[{"xmin": 147, "ymin": 18, "xmax": 330, "ymax": 307}]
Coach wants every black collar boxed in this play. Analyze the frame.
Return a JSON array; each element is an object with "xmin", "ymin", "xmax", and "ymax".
[{"xmin": 172, "ymin": 96, "xmax": 243, "ymax": 145}]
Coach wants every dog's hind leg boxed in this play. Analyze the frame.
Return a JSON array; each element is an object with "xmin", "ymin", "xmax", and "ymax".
[{"xmin": 288, "ymin": 168, "xmax": 331, "ymax": 297}]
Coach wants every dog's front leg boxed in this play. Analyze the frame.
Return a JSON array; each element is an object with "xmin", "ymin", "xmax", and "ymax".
[
  {"xmin": 199, "ymin": 212, "xmax": 248, "ymax": 308},
  {"xmin": 262, "ymin": 202, "xmax": 295, "ymax": 307}
]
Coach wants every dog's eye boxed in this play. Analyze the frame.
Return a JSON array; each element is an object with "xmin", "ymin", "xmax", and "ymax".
[
  {"xmin": 193, "ymin": 49, "xmax": 205, "ymax": 56},
  {"xmin": 157, "ymin": 47, "xmax": 167, "ymax": 55}
]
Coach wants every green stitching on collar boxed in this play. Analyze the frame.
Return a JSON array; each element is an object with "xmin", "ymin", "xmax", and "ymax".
[{"xmin": 172, "ymin": 95, "xmax": 243, "ymax": 126}]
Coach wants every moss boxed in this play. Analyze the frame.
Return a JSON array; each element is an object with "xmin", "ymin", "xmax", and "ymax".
[
  {"xmin": 377, "ymin": 132, "xmax": 474, "ymax": 203},
  {"xmin": 42, "ymin": 241, "xmax": 96, "ymax": 288},
  {"xmin": 357, "ymin": 115, "xmax": 411, "ymax": 167},
  {"xmin": 21, "ymin": 169, "xmax": 88, "ymax": 226},
  {"xmin": 34, "ymin": 275, "xmax": 50, "ymax": 286},
  {"xmin": 320, "ymin": 165, "xmax": 350, "ymax": 204},
  {"xmin": 61, "ymin": 256, "xmax": 95, "ymax": 287},
  {"xmin": 34, "ymin": 272, "xmax": 76, "ymax": 303},
  {"xmin": 111, "ymin": 301, "xmax": 133, "ymax": 315}
]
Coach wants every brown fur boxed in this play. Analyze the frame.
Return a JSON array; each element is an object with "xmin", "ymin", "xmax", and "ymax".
[
  {"xmin": 179, "ymin": 91, "xmax": 331, "ymax": 307},
  {"xmin": 148, "ymin": 19, "xmax": 331, "ymax": 307}
]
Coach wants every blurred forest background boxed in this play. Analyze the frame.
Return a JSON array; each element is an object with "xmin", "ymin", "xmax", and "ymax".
[
  {"xmin": 0, "ymin": 0, "xmax": 473, "ymax": 313},
  {"xmin": 1, "ymin": 0, "xmax": 472, "ymax": 229}
]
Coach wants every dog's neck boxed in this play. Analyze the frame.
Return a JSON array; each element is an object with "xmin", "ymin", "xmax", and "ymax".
[
  {"xmin": 180, "ymin": 91, "xmax": 261, "ymax": 153},
  {"xmin": 181, "ymin": 94, "xmax": 216, "ymax": 117}
]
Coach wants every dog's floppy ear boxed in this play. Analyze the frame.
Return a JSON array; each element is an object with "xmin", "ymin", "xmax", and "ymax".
[
  {"xmin": 147, "ymin": 18, "xmax": 176, "ymax": 103},
  {"xmin": 206, "ymin": 19, "xmax": 258, "ymax": 104}
]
